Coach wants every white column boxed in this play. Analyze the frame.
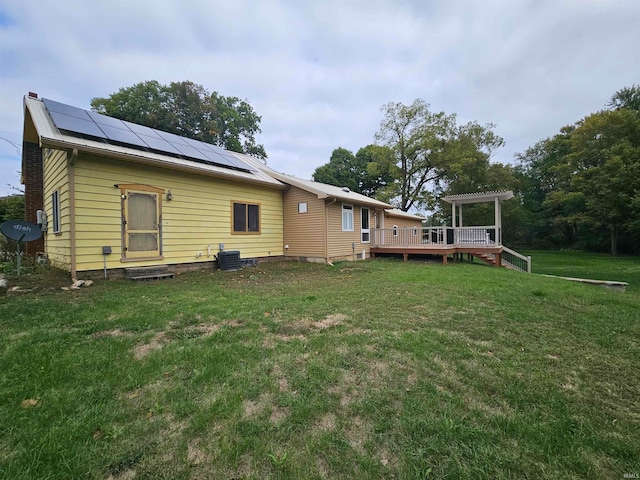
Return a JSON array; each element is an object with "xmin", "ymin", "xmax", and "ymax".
[
  {"xmin": 494, "ymin": 197, "xmax": 501, "ymax": 244},
  {"xmin": 459, "ymin": 204, "xmax": 463, "ymax": 227},
  {"xmin": 451, "ymin": 201, "xmax": 456, "ymax": 227}
]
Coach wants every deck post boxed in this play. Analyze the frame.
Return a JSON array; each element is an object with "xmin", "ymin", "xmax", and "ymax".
[
  {"xmin": 403, "ymin": 253, "xmax": 408, "ymax": 262},
  {"xmin": 495, "ymin": 253, "xmax": 501, "ymax": 267},
  {"xmin": 442, "ymin": 254, "xmax": 447, "ymax": 265}
]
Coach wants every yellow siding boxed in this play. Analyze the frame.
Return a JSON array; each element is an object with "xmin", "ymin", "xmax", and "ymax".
[
  {"xmin": 326, "ymin": 202, "xmax": 372, "ymax": 262},
  {"xmin": 282, "ymin": 187, "xmax": 325, "ymax": 260},
  {"xmin": 73, "ymin": 153, "xmax": 283, "ymax": 272},
  {"xmin": 42, "ymin": 148, "xmax": 71, "ymax": 270}
]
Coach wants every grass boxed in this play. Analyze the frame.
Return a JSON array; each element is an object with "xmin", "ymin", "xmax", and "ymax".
[{"xmin": 0, "ymin": 254, "xmax": 639, "ymax": 479}]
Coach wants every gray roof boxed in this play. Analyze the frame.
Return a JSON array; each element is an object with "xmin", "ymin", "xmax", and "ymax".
[
  {"xmin": 24, "ymin": 95, "xmax": 284, "ymax": 188},
  {"xmin": 385, "ymin": 208, "xmax": 425, "ymax": 221}
]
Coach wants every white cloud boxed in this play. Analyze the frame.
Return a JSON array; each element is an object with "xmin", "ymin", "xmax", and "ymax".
[{"xmin": 1, "ymin": 0, "xmax": 639, "ymax": 196}]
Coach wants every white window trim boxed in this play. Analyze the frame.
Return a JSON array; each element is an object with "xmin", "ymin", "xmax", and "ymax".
[
  {"xmin": 342, "ymin": 203, "xmax": 354, "ymax": 231},
  {"xmin": 298, "ymin": 202, "xmax": 308, "ymax": 213},
  {"xmin": 361, "ymin": 207, "xmax": 370, "ymax": 243},
  {"xmin": 52, "ymin": 189, "xmax": 61, "ymax": 234},
  {"xmin": 393, "ymin": 225, "xmax": 398, "ymax": 237}
]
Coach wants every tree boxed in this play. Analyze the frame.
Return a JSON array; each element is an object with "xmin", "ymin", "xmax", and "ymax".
[
  {"xmin": 312, "ymin": 145, "xmax": 399, "ymax": 198},
  {"xmin": 0, "ymin": 195, "xmax": 24, "ymax": 223},
  {"xmin": 607, "ymin": 84, "xmax": 640, "ymax": 113},
  {"xmin": 374, "ymin": 99, "xmax": 504, "ymax": 211},
  {"xmin": 91, "ymin": 80, "xmax": 266, "ymax": 159}
]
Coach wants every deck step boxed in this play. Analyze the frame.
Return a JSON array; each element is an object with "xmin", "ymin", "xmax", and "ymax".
[{"xmin": 126, "ymin": 265, "xmax": 175, "ymax": 281}]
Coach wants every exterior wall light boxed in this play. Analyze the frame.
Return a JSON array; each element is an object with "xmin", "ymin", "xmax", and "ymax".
[{"xmin": 166, "ymin": 190, "xmax": 173, "ymax": 201}]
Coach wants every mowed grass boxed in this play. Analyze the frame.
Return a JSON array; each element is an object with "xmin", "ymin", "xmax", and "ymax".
[
  {"xmin": 528, "ymin": 250, "xmax": 640, "ymax": 292},
  {"xmin": 0, "ymin": 256, "xmax": 639, "ymax": 479}
]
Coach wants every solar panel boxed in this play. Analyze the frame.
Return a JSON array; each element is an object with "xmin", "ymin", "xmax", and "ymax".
[
  {"xmin": 125, "ymin": 122, "xmax": 163, "ymax": 138},
  {"xmin": 43, "ymin": 98, "xmax": 258, "ymax": 174},
  {"xmin": 87, "ymin": 111, "xmax": 131, "ymax": 130},
  {"xmin": 198, "ymin": 150, "xmax": 236, "ymax": 168},
  {"xmin": 48, "ymin": 111, "xmax": 107, "ymax": 138},
  {"xmin": 100, "ymin": 125, "xmax": 149, "ymax": 148},
  {"xmin": 137, "ymin": 134, "xmax": 182, "ymax": 155},
  {"xmin": 43, "ymin": 98, "xmax": 92, "ymax": 120},
  {"xmin": 155, "ymin": 130, "xmax": 190, "ymax": 146},
  {"xmin": 172, "ymin": 144, "xmax": 213, "ymax": 163}
]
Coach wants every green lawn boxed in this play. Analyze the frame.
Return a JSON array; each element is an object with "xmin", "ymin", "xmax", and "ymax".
[{"xmin": 1, "ymin": 255, "xmax": 639, "ymax": 479}]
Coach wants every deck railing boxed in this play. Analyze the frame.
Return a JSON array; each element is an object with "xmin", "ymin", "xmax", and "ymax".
[
  {"xmin": 372, "ymin": 226, "xmax": 499, "ymax": 248},
  {"xmin": 500, "ymin": 246, "xmax": 532, "ymax": 273}
]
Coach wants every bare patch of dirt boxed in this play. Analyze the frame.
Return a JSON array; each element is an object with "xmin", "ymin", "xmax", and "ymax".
[
  {"xmin": 344, "ymin": 416, "xmax": 373, "ymax": 455},
  {"xmin": 242, "ymin": 394, "xmax": 271, "ymax": 419},
  {"xmin": 314, "ymin": 413, "xmax": 336, "ymax": 432},
  {"xmin": 269, "ymin": 405, "xmax": 290, "ymax": 424},
  {"xmin": 316, "ymin": 457, "xmax": 331, "ymax": 479},
  {"xmin": 314, "ymin": 313, "xmax": 347, "ymax": 329},
  {"xmin": 133, "ymin": 332, "xmax": 167, "ymax": 359},
  {"xmin": 187, "ymin": 438, "xmax": 208, "ymax": 465},
  {"xmin": 107, "ymin": 469, "xmax": 136, "ymax": 480}
]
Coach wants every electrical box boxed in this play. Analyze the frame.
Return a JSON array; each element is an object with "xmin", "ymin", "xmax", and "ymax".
[
  {"xmin": 37, "ymin": 210, "xmax": 48, "ymax": 231},
  {"xmin": 102, "ymin": 246, "xmax": 112, "ymax": 255}
]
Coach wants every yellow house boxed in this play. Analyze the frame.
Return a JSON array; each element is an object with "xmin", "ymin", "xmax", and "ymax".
[{"xmin": 21, "ymin": 93, "xmax": 424, "ymax": 278}]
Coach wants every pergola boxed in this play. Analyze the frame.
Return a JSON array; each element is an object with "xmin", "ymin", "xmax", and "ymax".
[{"xmin": 442, "ymin": 190, "xmax": 514, "ymax": 245}]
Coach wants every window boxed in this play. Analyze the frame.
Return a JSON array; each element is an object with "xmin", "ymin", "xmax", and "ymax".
[
  {"xmin": 120, "ymin": 184, "xmax": 163, "ymax": 259},
  {"xmin": 342, "ymin": 204, "xmax": 354, "ymax": 231},
  {"xmin": 361, "ymin": 207, "xmax": 370, "ymax": 243},
  {"xmin": 232, "ymin": 202, "xmax": 260, "ymax": 234},
  {"xmin": 298, "ymin": 202, "xmax": 307, "ymax": 213},
  {"xmin": 51, "ymin": 190, "xmax": 61, "ymax": 234},
  {"xmin": 393, "ymin": 225, "xmax": 398, "ymax": 237}
]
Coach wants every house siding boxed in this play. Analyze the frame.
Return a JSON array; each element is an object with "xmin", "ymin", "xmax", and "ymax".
[
  {"xmin": 385, "ymin": 215, "xmax": 423, "ymax": 229},
  {"xmin": 72, "ymin": 153, "xmax": 283, "ymax": 272},
  {"xmin": 282, "ymin": 187, "xmax": 325, "ymax": 261},
  {"xmin": 42, "ymin": 148, "xmax": 71, "ymax": 269},
  {"xmin": 326, "ymin": 202, "xmax": 371, "ymax": 261}
]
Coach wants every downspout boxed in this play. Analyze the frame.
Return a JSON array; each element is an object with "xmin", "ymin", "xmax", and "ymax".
[
  {"xmin": 68, "ymin": 149, "xmax": 78, "ymax": 280},
  {"xmin": 325, "ymin": 197, "xmax": 337, "ymax": 265}
]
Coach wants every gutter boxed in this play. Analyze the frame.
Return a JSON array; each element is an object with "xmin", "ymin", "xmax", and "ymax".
[
  {"xmin": 39, "ymin": 138, "xmax": 287, "ymax": 190},
  {"xmin": 68, "ymin": 148, "xmax": 78, "ymax": 280}
]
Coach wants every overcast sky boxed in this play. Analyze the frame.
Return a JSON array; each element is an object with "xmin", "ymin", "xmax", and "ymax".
[{"xmin": 1, "ymin": 0, "xmax": 639, "ymax": 198}]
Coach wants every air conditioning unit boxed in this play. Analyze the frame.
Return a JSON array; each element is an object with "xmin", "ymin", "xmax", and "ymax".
[{"xmin": 217, "ymin": 250, "xmax": 242, "ymax": 271}]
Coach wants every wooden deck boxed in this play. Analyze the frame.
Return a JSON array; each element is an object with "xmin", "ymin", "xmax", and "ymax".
[{"xmin": 370, "ymin": 226, "xmax": 504, "ymax": 266}]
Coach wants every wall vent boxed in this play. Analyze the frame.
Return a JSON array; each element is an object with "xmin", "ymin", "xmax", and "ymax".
[{"xmin": 217, "ymin": 250, "xmax": 242, "ymax": 271}]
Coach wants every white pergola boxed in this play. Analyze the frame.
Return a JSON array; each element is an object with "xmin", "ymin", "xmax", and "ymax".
[{"xmin": 442, "ymin": 191, "xmax": 514, "ymax": 244}]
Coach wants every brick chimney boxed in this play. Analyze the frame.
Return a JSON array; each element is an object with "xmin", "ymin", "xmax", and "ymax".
[{"xmin": 23, "ymin": 141, "xmax": 44, "ymax": 255}]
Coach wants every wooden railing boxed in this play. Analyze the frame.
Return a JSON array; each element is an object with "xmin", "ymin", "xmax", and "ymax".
[
  {"xmin": 500, "ymin": 246, "xmax": 532, "ymax": 273},
  {"xmin": 372, "ymin": 226, "xmax": 499, "ymax": 247}
]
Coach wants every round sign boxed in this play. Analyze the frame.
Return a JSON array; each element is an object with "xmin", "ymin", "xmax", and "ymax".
[{"xmin": 0, "ymin": 220, "xmax": 43, "ymax": 242}]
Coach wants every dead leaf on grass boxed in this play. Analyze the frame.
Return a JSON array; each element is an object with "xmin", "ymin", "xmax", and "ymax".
[{"xmin": 20, "ymin": 398, "xmax": 38, "ymax": 408}]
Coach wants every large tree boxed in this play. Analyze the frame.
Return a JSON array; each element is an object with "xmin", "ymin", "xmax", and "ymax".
[
  {"xmin": 374, "ymin": 99, "xmax": 504, "ymax": 211},
  {"xmin": 312, "ymin": 145, "xmax": 398, "ymax": 198},
  {"xmin": 91, "ymin": 80, "xmax": 266, "ymax": 159}
]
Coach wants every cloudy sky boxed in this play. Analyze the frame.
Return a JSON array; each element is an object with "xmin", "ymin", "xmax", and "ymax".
[{"xmin": 1, "ymin": 0, "xmax": 639, "ymax": 198}]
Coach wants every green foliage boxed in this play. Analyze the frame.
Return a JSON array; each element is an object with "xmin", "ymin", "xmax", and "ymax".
[
  {"xmin": 0, "ymin": 194, "xmax": 24, "ymax": 223},
  {"xmin": 91, "ymin": 80, "xmax": 266, "ymax": 159},
  {"xmin": 517, "ymin": 103, "xmax": 640, "ymax": 254},
  {"xmin": 375, "ymin": 99, "xmax": 504, "ymax": 211},
  {"xmin": 607, "ymin": 83, "xmax": 640, "ymax": 113},
  {"xmin": 312, "ymin": 145, "xmax": 398, "ymax": 198}
]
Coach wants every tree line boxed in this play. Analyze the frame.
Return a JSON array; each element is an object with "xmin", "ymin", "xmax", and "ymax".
[{"xmin": 313, "ymin": 86, "xmax": 640, "ymax": 255}]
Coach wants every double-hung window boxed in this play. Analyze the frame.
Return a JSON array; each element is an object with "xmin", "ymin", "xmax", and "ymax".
[
  {"xmin": 232, "ymin": 202, "xmax": 260, "ymax": 234},
  {"xmin": 342, "ymin": 204, "xmax": 354, "ymax": 231}
]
